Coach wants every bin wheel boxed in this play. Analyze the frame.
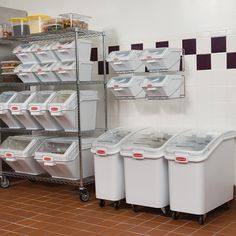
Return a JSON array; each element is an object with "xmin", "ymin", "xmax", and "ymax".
[
  {"xmin": 198, "ymin": 214, "xmax": 206, "ymax": 225},
  {"xmin": 79, "ymin": 188, "xmax": 90, "ymax": 202},
  {"xmin": 223, "ymin": 202, "xmax": 230, "ymax": 210},
  {"xmin": 28, "ymin": 179, "xmax": 36, "ymax": 183},
  {"xmin": 172, "ymin": 211, "xmax": 180, "ymax": 220},
  {"xmin": 132, "ymin": 204, "xmax": 138, "ymax": 212},
  {"xmin": 113, "ymin": 201, "xmax": 121, "ymax": 210},
  {"xmin": 161, "ymin": 207, "xmax": 170, "ymax": 217},
  {"xmin": 0, "ymin": 177, "xmax": 10, "ymax": 189},
  {"xmin": 99, "ymin": 199, "xmax": 105, "ymax": 208}
]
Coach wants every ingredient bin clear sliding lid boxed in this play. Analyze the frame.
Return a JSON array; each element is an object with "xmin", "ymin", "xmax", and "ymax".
[
  {"xmin": 106, "ymin": 50, "xmax": 142, "ymax": 62},
  {"xmin": 13, "ymin": 43, "xmax": 40, "ymax": 54},
  {"xmin": 165, "ymin": 130, "xmax": 236, "ymax": 162},
  {"xmin": 91, "ymin": 127, "xmax": 138, "ymax": 155},
  {"xmin": 14, "ymin": 63, "xmax": 38, "ymax": 73},
  {"xmin": 0, "ymin": 91, "xmax": 17, "ymax": 109},
  {"xmin": 140, "ymin": 48, "xmax": 182, "ymax": 60},
  {"xmin": 120, "ymin": 127, "xmax": 173, "ymax": 159}
]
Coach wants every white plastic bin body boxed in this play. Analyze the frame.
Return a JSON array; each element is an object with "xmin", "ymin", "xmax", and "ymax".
[
  {"xmin": 0, "ymin": 92, "xmax": 24, "ymax": 129},
  {"xmin": 0, "ymin": 135, "xmax": 47, "ymax": 175},
  {"xmin": 28, "ymin": 91, "xmax": 62, "ymax": 131},
  {"xmin": 13, "ymin": 43, "xmax": 40, "ymax": 64},
  {"xmin": 34, "ymin": 63, "xmax": 60, "ymax": 82},
  {"xmin": 48, "ymin": 90, "xmax": 98, "ymax": 131},
  {"xmin": 35, "ymin": 138, "xmax": 94, "ymax": 180},
  {"xmin": 106, "ymin": 50, "xmax": 145, "ymax": 72},
  {"xmin": 142, "ymin": 75, "xmax": 183, "ymax": 98},
  {"xmin": 165, "ymin": 130, "xmax": 236, "ymax": 215},
  {"xmin": 8, "ymin": 91, "xmax": 42, "ymax": 130},
  {"xmin": 34, "ymin": 42, "xmax": 59, "ymax": 63},
  {"xmin": 120, "ymin": 128, "xmax": 173, "ymax": 209},
  {"xmin": 52, "ymin": 40, "xmax": 92, "ymax": 62},
  {"xmin": 54, "ymin": 61, "xmax": 93, "ymax": 82},
  {"xmin": 140, "ymin": 48, "xmax": 182, "ymax": 71},
  {"xmin": 107, "ymin": 75, "xmax": 145, "ymax": 98},
  {"xmin": 14, "ymin": 63, "xmax": 40, "ymax": 83},
  {"xmin": 91, "ymin": 127, "xmax": 139, "ymax": 201}
]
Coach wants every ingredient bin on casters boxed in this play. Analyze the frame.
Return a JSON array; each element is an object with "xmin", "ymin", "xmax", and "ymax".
[
  {"xmin": 140, "ymin": 48, "xmax": 182, "ymax": 71},
  {"xmin": 91, "ymin": 127, "xmax": 139, "ymax": 209},
  {"xmin": 142, "ymin": 75, "xmax": 183, "ymax": 99},
  {"xmin": 52, "ymin": 40, "xmax": 92, "ymax": 62},
  {"xmin": 165, "ymin": 130, "xmax": 236, "ymax": 224},
  {"xmin": 28, "ymin": 91, "xmax": 62, "ymax": 131},
  {"xmin": 120, "ymin": 128, "xmax": 174, "ymax": 214},
  {"xmin": 48, "ymin": 90, "xmax": 98, "ymax": 131},
  {"xmin": 0, "ymin": 91, "xmax": 24, "ymax": 129},
  {"xmin": 53, "ymin": 61, "xmax": 93, "ymax": 82},
  {"xmin": 8, "ymin": 91, "xmax": 42, "ymax": 130},
  {"xmin": 107, "ymin": 75, "xmax": 145, "ymax": 98},
  {"xmin": 35, "ymin": 137, "xmax": 94, "ymax": 180},
  {"xmin": 0, "ymin": 135, "xmax": 48, "ymax": 175},
  {"xmin": 106, "ymin": 50, "xmax": 145, "ymax": 72}
]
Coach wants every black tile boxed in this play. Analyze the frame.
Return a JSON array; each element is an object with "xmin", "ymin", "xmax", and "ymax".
[
  {"xmin": 197, "ymin": 54, "xmax": 211, "ymax": 70},
  {"xmin": 90, "ymin": 48, "xmax": 98, "ymax": 61},
  {"xmin": 211, "ymin": 36, "xmax": 226, "ymax": 53},
  {"xmin": 227, "ymin": 52, "xmax": 236, "ymax": 69},
  {"xmin": 108, "ymin": 45, "xmax": 120, "ymax": 53},
  {"xmin": 156, "ymin": 41, "xmax": 169, "ymax": 48},
  {"xmin": 98, "ymin": 61, "xmax": 109, "ymax": 75},
  {"xmin": 182, "ymin": 39, "xmax": 196, "ymax": 55},
  {"xmin": 131, "ymin": 43, "xmax": 143, "ymax": 50}
]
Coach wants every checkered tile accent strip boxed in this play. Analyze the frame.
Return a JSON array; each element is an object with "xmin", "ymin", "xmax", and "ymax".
[{"xmin": 93, "ymin": 35, "xmax": 236, "ymax": 74}]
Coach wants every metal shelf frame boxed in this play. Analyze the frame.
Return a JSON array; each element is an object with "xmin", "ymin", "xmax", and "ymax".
[{"xmin": 0, "ymin": 28, "xmax": 108, "ymax": 201}]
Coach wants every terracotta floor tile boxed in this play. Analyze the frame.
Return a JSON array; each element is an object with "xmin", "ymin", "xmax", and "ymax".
[
  {"xmin": 157, "ymin": 223, "xmax": 180, "ymax": 231},
  {"xmin": 148, "ymin": 229, "xmax": 169, "ymax": 236},
  {"xmin": 113, "ymin": 223, "xmax": 136, "ymax": 231},
  {"xmin": 117, "ymin": 232, "xmax": 141, "ymax": 236},
  {"xmin": 219, "ymin": 227, "xmax": 236, "ymax": 235},
  {"xmin": 173, "ymin": 226, "xmax": 197, "ymax": 234},
  {"xmin": 191, "ymin": 230, "xmax": 218, "ymax": 236},
  {"xmin": 128, "ymin": 225, "xmax": 152, "ymax": 234},
  {"xmin": 99, "ymin": 227, "xmax": 122, "ymax": 236},
  {"xmin": 201, "ymin": 224, "xmax": 222, "ymax": 232},
  {"xmin": 86, "ymin": 225, "xmax": 108, "ymax": 233}
]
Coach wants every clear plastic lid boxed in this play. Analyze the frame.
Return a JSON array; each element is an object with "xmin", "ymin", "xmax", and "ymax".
[
  {"xmin": 14, "ymin": 63, "xmax": 36, "ymax": 72},
  {"xmin": 0, "ymin": 136, "xmax": 31, "ymax": 151},
  {"xmin": 125, "ymin": 128, "xmax": 172, "ymax": 149},
  {"xmin": 30, "ymin": 91, "xmax": 52, "ymax": 103},
  {"xmin": 55, "ymin": 61, "xmax": 75, "ymax": 70},
  {"xmin": 111, "ymin": 77, "xmax": 132, "ymax": 84},
  {"xmin": 37, "ymin": 63, "xmax": 56, "ymax": 72},
  {"xmin": 50, "ymin": 92, "xmax": 72, "ymax": 104},
  {"xmin": 0, "ymin": 92, "xmax": 15, "ymax": 103},
  {"xmin": 37, "ymin": 140, "xmax": 72, "ymax": 154},
  {"xmin": 145, "ymin": 76, "xmax": 166, "ymax": 83},
  {"xmin": 11, "ymin": 92, "xmax": 32, "ymax": 103},
  {"xmin": 94, "ymin": 128, "xmax": 133, "ymax": 146},
  {"xmin": 145, "ymin": 48, "xmax": 166, "ymax": 55},
  {"xmin": 166, "ymin": 131, "xmax": 216, "ymax": 152}
]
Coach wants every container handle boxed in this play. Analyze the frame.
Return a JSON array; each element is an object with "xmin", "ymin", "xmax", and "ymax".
[{"xmin": 44, "ymin": 162, "xmax": 56, "ymax": 166}]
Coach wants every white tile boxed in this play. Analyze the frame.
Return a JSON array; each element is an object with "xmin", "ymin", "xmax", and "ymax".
[
  {"xmin": 196, "ymin": 37, "xmax": 211, "ymax": 54},
  {"xmin": 211, "ymin": 30, "xmax": 227, "ymax": 37},
  {"xmin": 227, "ymin": 29, "xmax": 236, "ymax": 35},
  {"xmin": 168, "ymin": 38, "xmax": 182, "ymax": 48},
  {"xmin": 184, "ymin": 55, "xmax": 196, "ymax": 71},
  {"xmin": 211, "ymin": 53, "xmax": 226, "ymax": 70},
  {"xmin": 227, "ymin": 35, "xmax": 236, "ymax": 52}
]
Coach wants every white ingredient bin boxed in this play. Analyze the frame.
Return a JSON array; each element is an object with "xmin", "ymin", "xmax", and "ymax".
[
  {"xmin": 14, "ymin": 63, "xmax": 40, "ymax": 83},
  {"xmin": 91, "ymin": 127, "xmax": 141, "ymax": 208},
  {"xmin": 106, "ymin": 50, "xmax": 145, "ymax": 73},
  {"xmin": 52, "ymin": 40, "xmax": 92, "ymax": 62},
  {"xmin": 13, "ymin": 43, "xmax": 40, "ymax": 64},
  {"xmin": 165, "ymin": 130, "xmax": 236, "ymax": 224},
  {"xmin": 28, "ymin": 91, "xmax": 62, "ymax": 131},
  {"xmin": 0, "ymin": 135, "xmax": 48, "ymax": 175},
  {"xmin": 8, "ymin": 91, "xmax": 42, "ymax": 130},
  {"xmin": 107, "ymin": 75, "xmax": 145, "ymax": 98},
  {"xmin": 34, "ymin": 62, "xmax": 60, "ymax": 82},
  {"xmin": 0, "ymin": 92, "xmax": 24, "ymax": 129},
  {"xmin": 35, "ymin": 137, "xmax": 94, "ymax": 180},
  {"xmin": 140, "ymin": 48, "xmax": 182, "ymax": 71},
  {"xmin": 48, "ymin": 90, "xmax": 98, "ymax": 131},
  {"xmin": 34, "ymin": 42, "xmax": 59, "ymax": 63},
  {"xmin": 120, "ymin": 128, "xmax": 174, "ymax": 214},
  {"xmin": 53, "ymin": 61, "xmax": 93, "ymax": 82},
  {"xmin": 142, "ymin": 75, "xmax": 183, "ymax": 98}
]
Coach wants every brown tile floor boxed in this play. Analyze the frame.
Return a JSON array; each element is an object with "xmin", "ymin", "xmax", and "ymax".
[{"xmin": 0, "ymin": 180, "xmax": 236, "ymax": 236}]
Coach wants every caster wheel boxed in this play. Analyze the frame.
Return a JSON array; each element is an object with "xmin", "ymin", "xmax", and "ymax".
[
  {"xmin": 198, "ymin": 214, "xmax": 206, "ymax": 225},
  {"xmin": 223, "ymin": 202, "xmax": 230, "ymax": 210},
  {"xmin": 0, "ymin": 177, "xmax": 10, "ymax": 189},
  {"xmin": 28, "ymin": 179, "xmax": 36, "ymax": 183},
  {"xmin": 132, "ymin": 204, "xmax": 138, "ymax": 212},
  {"xmin": 161, "ymin": 207, "xmax": 170, "ymax": 217},
  {"xmin": 113, "ymin": 201, "xmax": 121, "ymax": 210},
  {"xmin": 79, "ymin": 188, "xmax": 90, "ymax": 202},
  {"xmin": 99, "ymin": 199, "xmax": 105, "ymax": 208},
  {"xmin": 172, "ymin": 211, "xmax": 179, "ymax": 220}
]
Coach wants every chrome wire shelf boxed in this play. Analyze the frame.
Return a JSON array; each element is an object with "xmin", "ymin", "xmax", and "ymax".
[
  {"xmin": 1, "ymin": 29, "xmax": 104, "ymax": 42},
  {"xmin": 0, "ymin": 80, "xmax": 105, "ymax": 87},
  {"xmin": 1, "ymin": 171, "xmax": 95, "ymax": 186}
]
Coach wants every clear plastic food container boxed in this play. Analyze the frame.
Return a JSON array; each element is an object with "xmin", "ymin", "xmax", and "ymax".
[
  {"xmin": 9, "ymin": 18, "xmax": 30, "ymax": 36},
  {"xmin": 14, "ymin": 63, "xmax": 40, "ymax": 83},
  {"xmin": 53, "ymin": 61, "xmax": 92, "ymax": 82},
  {"xmin": 59, "ymin": 13, "xmax": 90, "ymax": 30},
  {"xmin": 27, "ymin": 14, "xmax": 50, "ymax": 34},
  {"xmin": 42, "ymin": 17, "xmax": 64, "ymax": 32}
]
